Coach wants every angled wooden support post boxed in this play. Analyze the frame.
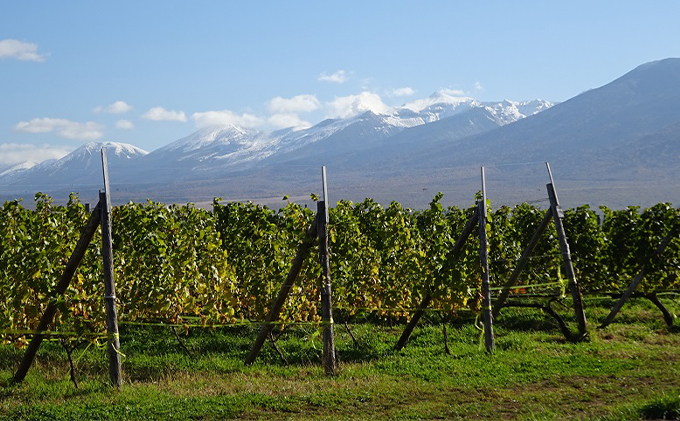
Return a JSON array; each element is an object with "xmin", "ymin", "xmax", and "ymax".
[
  {"xmin": 395, "ymin": 209, "xmax": 479, "ymax": 351},
  {"xmin": 13, "ymin": 202, "xmax": 102, "ymax": 384},
  {"xmin": 245, "ymin": 214, "xmax": 319, "ymax": 365},
  {"xmin": 100, "ymin": 149, "xmax": 122, "ymax": 387},
  {"xmin": 546, "ymin": 163, "xmax": 588, "ymax": 338},
  {"xmin": 492, "ymin": 208, "xmax": 553, "ymax": 318},
  {"xmin": 395, "ymin": 294, "xmax": 432, "ymax": 351},
  {"xmin": 599, "ymin": 226, "xmax": 678, "ymax": 329},
  {"xmin": 646, "ymin": 292, "xmax": 676, "ymax": 326},
  {"xmin": 479, "ymin": 167, "xmax": 495, "ymax": 352}
]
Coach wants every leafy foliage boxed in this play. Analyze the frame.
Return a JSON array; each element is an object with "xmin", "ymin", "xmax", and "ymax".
[{"xmin": 0, "ymin": 194, "xmax": 678, "ymax": 346}]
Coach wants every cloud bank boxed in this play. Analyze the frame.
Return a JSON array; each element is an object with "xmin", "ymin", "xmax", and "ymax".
[
  {"xmin": 318, "ymin": 70, "xmax": 349, "ymax": 83},
  {"xmin": 115, "ymin": 120, "xmax": 134, "ymax": 129},
  {"xmin": 142, "ymin": 107, "xmax": 187, "ymax": 122},
  {"xmin": 267, "ymin": 113, "xmax": 311, "ymax": 130},
  {"xmin": 0, "ymin": 39, "xmax": 47, "ymax": 62},
  {"xmin": 267, "ymin": 94, "xmax": 320, "ymax": 114},
  {"xmin": 0, "ymin": 143, "xmax": 72, "ymax": 167},
  {"xmin": 14, "ymin": 118, "xmax": 104, "ymax": 140},
  {"xmin": 192, "ymin": 110, "xmax": 263, "ymax": 128},
  {"xmin": 326, "ymin": 92, "xmax": 390, "ymax": 118},
  {"xmin": 387, "ymin": 87, "xmax": 415, "ymax": 97},
  {"xmin": 94, "ymin": 101, "xmax": 133, "ymax": 114}
]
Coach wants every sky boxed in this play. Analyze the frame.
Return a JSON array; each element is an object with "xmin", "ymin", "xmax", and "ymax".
[{"xmin": 1, "ymin": 1, "xmax": 679, "ymax": 170}]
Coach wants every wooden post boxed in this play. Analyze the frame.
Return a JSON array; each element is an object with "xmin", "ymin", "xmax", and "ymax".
[
  {"xmin": 100, "ymin": 149, "xmax": 122, "ymax": 387},
  {"xmin": 492, "ymin": 208, "xmax": 553, "ymax": 318},
  {"xmin": 13, "ymin": 203, "xmax": 102, "ymax": 384},
  {"xmin": 395, "ymin": 210, "xmax": 479, "ymax": 351},
  {"xmin": 646, "ymin": 293, "xmax": 676, "ymax": 326},
  {"xmin": 479, "ymin": 167, "xmax": 495, "ymax": 352},
  {"xmin": 245, "ymin": 216, "xmax": 319, "ymax": 365},
  {"xmin": 504, "ymin": 300, "xmax": 572, "ymax": 341},
  {"xmin": 546, "ymin": 163, "xmax": 587, "ymax": 338},
  {"xmin": 395, "ymin": 294, "xmax": 432, "ymax": 351},
  {"xmin": 599, "ymin": 227, "xmax": 677, "ymax": 329},
  {"xmin": 318, "ymin": 200, "xmax": 336, "ymax": 374},
  {"xmin": 318, "ymin": 166, "xmax": 336, "ymax": 374}
]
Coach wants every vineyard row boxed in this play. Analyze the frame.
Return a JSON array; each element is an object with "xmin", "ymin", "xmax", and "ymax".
[{"xmin": 1, "ymin": 193, "xmax": 678, "ymax": 346}]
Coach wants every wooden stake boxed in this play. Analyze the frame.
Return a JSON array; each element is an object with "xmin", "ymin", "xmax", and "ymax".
[
  {"xmin": 100, "ymin": 149, "xmax": 122, "ymax": 387},
  {"xmin": 503, "ymin": 300, "xmax": 572, "ymax": 341},
  {"xmin": 395, "ymin": 294, "xmax": 432, "ymax": 351},
  {"xmin": 395, "ymin": 211, "xmax": 479, "ymax": 351},
  {"xmin": 646, "ymin": 293, "xmax": 676, "ymax": 327},
  {"xmin": 13, "ymin": 203, "xmax": 102, "ymax": 384},
  {"xmin": 492, "ymin": 208, "xmax": 553, "ymax": 318},
  {"xmin": 546, "ymin": 163, "xmax": 587, "ymax": 338},
  {"xmin": 442, "ymin": 324, "xmax": 451, "ymax": 355},
  {"xmin": 245, "ymin": 215, "xmax": 319, "ymax": 365},
  {"xmin": 479, "ymin": 167, "xmax": 495, "ymax": 352},
  {"xmin": 599, "ymin": 227, "xmax": 677, "ymax": 329},
  {"xmin": 344, "ymin": 320, "xmax": 359, "ymax": 347},
  {"xmin": 318, "ymin": 200, "xmax": 336, "ymax": 374}
]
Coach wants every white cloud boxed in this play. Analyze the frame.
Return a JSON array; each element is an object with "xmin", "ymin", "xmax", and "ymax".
[
  {"xmin": 268, "ymin": 113, "xmax": 311, "ymax": 130},
  {"xmin": 267, "ymin": 94, "xmax": 320, "ymax": 114},
  {"xmin": 387, "ymin": 87, "xmax": 416, "ymax": 97},
  {"xmin": 439, "ymin": 88, "xmax": 467, "ymax": 96},
  {"xmin": 192, "ymin": 110, "xmax": 263, "ymax": 128},
  {"xmin": 0, "ymin": 39, "xmax": 47, "ymax": 62},
  {"xmin": 115, "ymin": 119, "xmax": 134, "ymax": 130},
  {"xmin": 474, "ymin": 81, "xmax": 484, "ymax": 92},
  {"xmin": 318, "ymin": 70, "xmax": 349, "ymax": 83},
  {"xmin": 142, "ymin": 107, "xmax": 187, "ymax": 122},
  {"xmin": 14, "ymin": 118, "xmax": 104, "ymax": 140},
  {"xmin": 326, "ymin": 92, "xmax": 391, "ymax": 119},
  {"xmin": 94, "ymin": 100, "xmax": 133, "ymax": 114},
  {"xmin": 0, "ymin": 143, "xmax": 72, "ymax": 167}
]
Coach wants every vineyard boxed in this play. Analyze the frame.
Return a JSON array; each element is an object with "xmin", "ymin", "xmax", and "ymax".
[{"xmin": 1, "ymin": 192, "xmax": 678, "ymax": 351}]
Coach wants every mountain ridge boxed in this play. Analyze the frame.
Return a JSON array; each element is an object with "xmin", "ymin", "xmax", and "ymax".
[{"xmin": 1, "ymin": 58, "xmax": 678, "ymax": 209}]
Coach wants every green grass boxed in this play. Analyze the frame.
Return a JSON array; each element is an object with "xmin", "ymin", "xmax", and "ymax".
[
  {"xmin": 639, "ymin": 393, "xmax": 680, "ymax": 420},
  {"xmin": 1, "ymin": 297, "xmax": 678, "ymax": 420}
]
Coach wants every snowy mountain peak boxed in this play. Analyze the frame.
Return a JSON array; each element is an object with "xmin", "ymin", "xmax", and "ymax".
[
  {"xmin": 51, "ymin": 141, "xmax": 148, "ymax": 172},
  {"xmin": 516, "ymin": 99, "xmax": 556, "ymax": 116},
  {"xmin": 77, "ymin": 141, "xmax": 149, "ymax": 158},
  {"xmin": 401, "ymin": 90, "xmax": 477, "ymax": 114},
  {"xmin": 159, "ymin": 124, "xmax": 263, "ymax": 154},
  {"xmin": 0, "ymin": 160, "xmax": 39, "ymax": 177}
]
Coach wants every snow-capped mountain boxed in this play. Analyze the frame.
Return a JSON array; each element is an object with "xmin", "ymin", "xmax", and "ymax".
[
  {"xmin": 139, "ymin": 125, "xmax": 277, "ymax": 176},
  {"xmin": 85, "ymin": 94, "xmax": 551, "ymax": 183},
  {"xmin": 368, "ymin": 57, "xmax": 680, "ymax": 200},
  {"xmin": 0, "ymin": 94, "xmax": 554, "ymax": 188},
  {"xmin": 396, "ymin": 91, "xmax": 553, "ymax": 124},
  {"xmin": 50, "ymin": 141, "xmax": 147, "ymax": 171},
  {"xmin": 134, "ymin": 95, "xmax": 554, "ymax": 178},
  {"xmin": 0, "ymin": 142, "xmax": 147, "ymax": 189},
  {"xmin": 0, "ymin": 160, "xmax": 41, "ymax": 177}
]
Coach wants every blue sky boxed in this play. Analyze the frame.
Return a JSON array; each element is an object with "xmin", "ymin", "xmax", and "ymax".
[{"xmin": 1, "ymin": 1, "xmax": 679, "ymax": 168}]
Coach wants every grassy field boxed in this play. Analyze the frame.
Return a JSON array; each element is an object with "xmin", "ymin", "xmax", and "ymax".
[{"xmin": 1, "ymin": 297, "xmax": 679, "ymax": 420}]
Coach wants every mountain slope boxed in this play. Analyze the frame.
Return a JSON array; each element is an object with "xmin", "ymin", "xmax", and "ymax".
[
  {"xmin": 260, "ymin": 99, "xmax": 554, "ymax": 169},
  {"xmin": 394, "ymin": 58, "xmax": 680, "ymax": 176},
  {"xmin": 117, "ymin": 96, "xmax": 549, "ymax": 181},
  {"xmin": 0, "ymin": 142, "xmax": 148, "ymax": 190}
]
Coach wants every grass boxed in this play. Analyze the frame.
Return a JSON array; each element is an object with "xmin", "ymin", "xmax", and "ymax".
[{"xmin": 0, "ymin": 297, "xmax": 678, "ymax": 420}]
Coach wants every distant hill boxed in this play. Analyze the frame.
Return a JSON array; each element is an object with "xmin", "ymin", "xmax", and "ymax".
[{"xmin": 395, "ymin": 58, "xmax": 680, "ymax": 175}]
